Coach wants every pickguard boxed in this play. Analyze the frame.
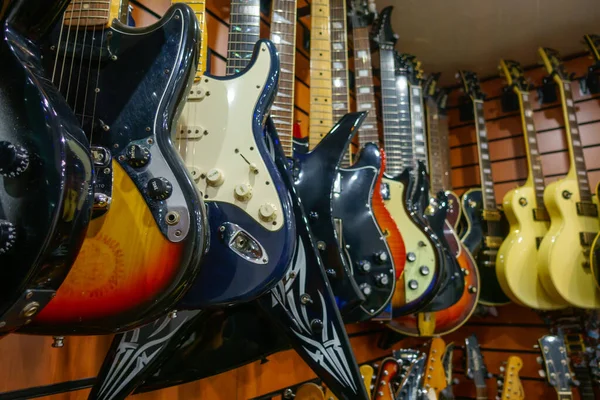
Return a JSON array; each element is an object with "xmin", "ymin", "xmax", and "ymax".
[{"xmin": 176, "ymin": 42, "xmax": 283, "ymax": 232}]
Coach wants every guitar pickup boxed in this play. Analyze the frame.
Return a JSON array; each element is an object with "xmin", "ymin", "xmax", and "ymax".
[
  {"xmin": 579, "ymin": 232, "xmax": 596, "ymax": 247},
  {"xmin": 533, "ymin": 207, "xmax": 550, "ymax": 221},
  {"xmin": 577, "ymin": 201, "xmax": 598, "ymax": 217},
  {"xmin": 187, "ymin": 87, "xmax": 206, "ymax": 100},
  {"xmin": 482, "ymin": 210, "xmax": 501, "ymax": 221},
  {"xmin": 484, "ymin": 236, "xmax": 503, "ymax": 248},
  {"xmin": 177, "ymin": 126, "xmax": 205, "ymax": 139}
]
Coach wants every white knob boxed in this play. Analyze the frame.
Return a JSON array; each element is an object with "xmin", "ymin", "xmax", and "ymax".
[
  {"xmin": 259, "ymin": 203, "xmax": 277, "ymax": 222},
  {"xmin": 234, "ymin": 183, "xmax": 253, "ymax": 201},
  {"xmin": 249, "ymin": 163, "xmax": 258, "ymax": 173},
  {"xmin": 206, "ymin": 168, "xmax": 224, "ymax": 187}
]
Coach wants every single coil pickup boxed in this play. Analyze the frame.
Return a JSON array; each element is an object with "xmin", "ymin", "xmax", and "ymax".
[
  {"xmin": 484, "ymin": 235, "xmax": 503, "ymax": 249},
  {"xmin": 482, "ymin": 210, "xmax": 502, "ymax": 221},
  {"xmin": 579, "ymin": 232, "xmax": 596, "ymax": 247},
  {"xmin": 576, "ymin": 201, "xmax": 598, "ymax": 217},
  {"xmin": 533, "ymin": 207, "xmax": 550, "ymax": 221}
]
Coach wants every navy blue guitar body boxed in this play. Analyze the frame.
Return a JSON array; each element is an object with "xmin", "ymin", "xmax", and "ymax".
[
  {"xmin": 292, "ymin": 112, "xmax": 368, "ymax": 315},
  {"xmin": 0, "ymin": 0, "xmax": 93, "ymax": 334},
  {"xmin": 332, "ymin": 144, "xmax": 395, "ymax": 322}
]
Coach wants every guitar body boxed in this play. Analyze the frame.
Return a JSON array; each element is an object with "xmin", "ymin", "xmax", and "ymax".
[
  {"xmin": 445, "ymin": 191, "xmax": 462, "ymax": 230},
  {"xmin": 383, "ymin": 170, "xmax": 441, "ymax": 316},
  {"xmin": 496, "ymin": 184, "xmax": 562, "ymax": 309},
  {"xmin": 461, "ymin": 188, "xmax": 511, "ymax": 305},
  {"xmin": 333, "ymin": 143, "xmax": 395, "ymax": 321},
  {"xmin": 590, "ymin": 181, "xmax": 600, "ymax": 290},
  {"xmin": 177, "ymin": 40, "xmax": 295, "ymax": 307},
  {"xmin": 0, "ymin": 0, "xmax": 94, "ymax": 333},
  {"xmin": 25, "ymin": 4, "xmax": 208, "ymax": 334},
  {"xmin": 537, "ymin": 177, "xmax": 600, "ymax": 308},
  {"xmin": 293, "ymin": 112, "xmax": 367, "ymax": 315}
]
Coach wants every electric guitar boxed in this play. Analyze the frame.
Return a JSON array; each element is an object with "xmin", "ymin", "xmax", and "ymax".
[
  {"xmin": 497, "ymin": 356, "xmax": 524, "ymax": 400},
  {"xmin": 372, "ymin": 357, "xmax": 400, "ymax": 399},
  {"xmin": 372, "ymin": 6, "xmax": 442, "ymax": 316},
  {"xmin": 23, "ymin": 0, "xmax": 208, "ymax": 335},
  {"xmin": 361, "ymin": 364, "xmax": 375, "ymax": 399},
  {"xmin": 495, "ymin": 59, "xmax": 562, "ymax": 310},
  {"xmin": 0, "ymin": 0, "xmax": 94, "ymax": 335},
  {"xmin": 328, "ymin": 0, "xmax": 395, "ymax": 322},
  {"xmin": 457, "ymin": 70, "xmax": 511, "ymax": 306},
  {"xmin": 583, "ymin": 34, "xmax": 600, "ymax": 290},
  {"xmin": 291, "ymin": 0, "xmax": 368, "ymax": 316},
  {"xmin": 538, "ymin": 334, "xmax": 576, "ymax": 400},
  {"xmin": 465, "ymin": 334, "xmax": 490, "ymax": 400},
  {"xmin": 536, "ymin": 47, "xmax": 600, "ymax": 308},
  {"xmin": 441, "ymin": 342, "xmax": 456, "ymax": 400}
]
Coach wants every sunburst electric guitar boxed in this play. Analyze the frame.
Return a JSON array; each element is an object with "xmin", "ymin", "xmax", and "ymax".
[
  {"xmin": 536, "ymin": 47, "xmax": 600, "ymax": 308},
  {"xmin": 457, "ymin": 70, "xmax": 510, "ymax": 306},
  {"xmin": 495, "ymin": 59, "xmax": 562, "ymax": 310}
]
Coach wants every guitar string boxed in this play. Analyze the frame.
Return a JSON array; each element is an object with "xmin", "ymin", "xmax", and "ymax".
[
  {"xmin": 72, "ymin": 0, "xmax": 91, "ymax": 120},
  {"xmin": 81, "ymin": 24, "xmax": 97, "ymax": 129},
  {"xmin": 88, "ymin": 12, "xmax": 107, "ymax": 146},
  {"xmin": 51, "ymin": 14, "xmax": 67, "ymax": 84},
  {"xmin": 64, "ymin": 0, "xmax": 86, "ymax": 105},
  {"xmin": 57, "ymin": 5, "xmax": 76, "ymax": 93}
]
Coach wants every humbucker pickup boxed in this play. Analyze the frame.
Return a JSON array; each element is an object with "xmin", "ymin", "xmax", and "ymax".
[
  {"xmin": 576, "ymin": 201, "xmax": 598, "ymax": 217},
  {"xmin": 485, "ymin": 236, "xmax": 503, "ymax": 249},
  {"xmin": 533, "ymin": 207, "xmax": 550, "ymax": 221},
  {"xmin": 580, "ymin": 232, "xmax": 596, "ymax": 247},
  {"xmin": 482, "ymin": 210, "xmax": 501, "ymax": 221},
  {"xmin": 177, "ymin": 126, "xmax": 205, "ymax": 139}
]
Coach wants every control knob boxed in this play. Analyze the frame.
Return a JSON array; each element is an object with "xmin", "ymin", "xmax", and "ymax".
[
  {"xmin": 234, "ymin": 183, "xmax": 253, "ymax": 202},
  {"xmin": 259, "ymin": 203, "xmax": 277, "ymax": 222},
  {"xmin": 0, "ymin": 220, "xmax": 16, "ymax": 254},
  {"xmin": 358, "ymin": 260, "xmax": 372, "ymax": 273},
  {"xmin": 206, "ymin": 168, "xmax": 225, "ymax": 187},
  {"xmin": 376, "ymin": 273, "xmax": 390, "ymax": 287},
  {"xmin": 147, "ymin": 177, "xmax": 173, "ymax": 201},
  {"xmin": 0, "ymin": 141, "xmax": 29, "ymax": 177},
  {"xmin": 125, "ymin": 144, "xmax": 151, "ymax": 168},
  {"xmin": 361, "ymin": 284, "xmax": 372, "ymax": 297},
  {"xmin": 374, "ymin": 251, "xmax": 389, "ymax": 264}
]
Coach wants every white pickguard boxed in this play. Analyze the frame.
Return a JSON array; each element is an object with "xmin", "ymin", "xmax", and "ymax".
[{"xmin": 175, "ymin": 42, "xmax": 283, "ymax": 231}]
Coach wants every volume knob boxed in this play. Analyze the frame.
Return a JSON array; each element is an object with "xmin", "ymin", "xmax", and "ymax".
[
  {"xmin": 259, "ymin": 203, "xmax": 277, "ymax": 222},
  {"xmin": 0, "ymin": 141, "xmax": 29, "ymax": 177},
  {"xmin": 147, "ymin": 177, "xmax": 173, "ymax": 201},
  {"xmin": 125, "ymin": 144, "xmax": 151, "ymax": 168},
  {"xmin": 234, "ymin": 183, "xmax": 253, "ymax": 202},
  {"xmin": 0, "ymin": 220, "xmax": 16, "ymax": 254}
]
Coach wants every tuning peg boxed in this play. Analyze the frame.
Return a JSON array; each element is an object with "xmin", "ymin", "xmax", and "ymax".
[
  {"xmin": 452, "ymin": 378, "xmax": 460, "ymax": 385},
  {"xmin": 533, "ymin": 344, "xmax": 540, "ymax": 350},
  {"xmin": 536, "ymin": 356, "xmax": 543, "ymax": 364},
  {"xmin": 499, "ymin": 366, "xmax": 505, "ymax": 372},
  {"xmin": 538, "ymin": 369, "xmax": 547, "ymax": 378},
  {"xmin": 487, "ymin": 373, "xmax": 494, "ymax": 379},
  {"xmin": 497, "ymin": 380, "xmax": 504, "ymax": 387},
  {"xmin": 572, "ymin": 379, "xmax": 581, "ymax": 387}
]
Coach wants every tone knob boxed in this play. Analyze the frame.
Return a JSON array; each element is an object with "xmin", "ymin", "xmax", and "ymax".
[
  {"xmin": 0, "ymin": 220, "xmax": 16, "ymax": 254},
  {"xmin": 147, "ymin": 177, "xmax": 173, "ymax": 201},
  {"xmin": 259, "ymin": 203, "xmax": 277, "ymax": 222},
  {"xmin": 358, "ymin": 260, "xmax": 372, "ymax": 273},
  {"xmin": 361, "ymin": 284, "xmax": 373, "ymax": 296},
  {"xmin": 375, "ymin": 251, "xmax": 388, "ymax": 264},
  {"xmin": 376, "ymin": 273, "xmax": 390, "ymax": 287},
  {"xmin": 206, "ymin": 168, "xmax": 224, "ymax": 187},
  {"xmin": 0, "ymin": 141, "xmax": 29, "ymax": 177},
  {"xmin": 234, "ymin": 183, "xmax": 253, "ymax": 201},
  {"xmin": 125, "ymin": 144, "xmax": 150, "ymax": 168}
]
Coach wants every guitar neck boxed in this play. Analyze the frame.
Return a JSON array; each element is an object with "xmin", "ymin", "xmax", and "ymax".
[
  {"xmin": 397, "ymin": 69, "xmax": 414, "ymax": 169},
  {"xmin": 308, "ymin": 0, "xmax": 333, "ymax": 150},
  {"xmin": 269, "ymin": 0, "xmax": 297, "ymax": 157},
  {"xmin": 64, "ymin": 0, "xmax": 115, "ymax": 27},
  {"xmin": 409, "ymin": 83, "xmax": 428, "ymax": 168},
  {"xmin": 226, "ymin": 0, "xmax": 261, "ymax": 75},
  {"xmin": 352, "ymin": 26, "xmax": 379, "ymax": 146},
  {"xmin": 516, "ymin": 90, "xmax": 545, "ymax": 208},
  {"xmin": 174, "ymin": 0, "xmax": 207, "ymax": 77},
  {"xmin": 556, "ymin": 79, "xmax": 592, "ymax": 202},
  {"xmin": 329, "ymin": 0, "xmax": 351, "ymax": 166},
  {"xmin": 426, "ymin": 98, "xmax": 451, "ymax": 194},
  {"xmin": 472, "ymin": 100, "xmax": 497, "ymax": 210},
  {"xmin": 380, "ymin": 46, "xmax": 404, "ymax": 175}
]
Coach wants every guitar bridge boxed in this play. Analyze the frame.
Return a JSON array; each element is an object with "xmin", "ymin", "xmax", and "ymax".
[
  {"xmin": 579, "ymin": 232, "xmax": 596, "ymax": 247},
  {"xmin": 484, "ymin": 236, "xmax": 503, "ymax": 249},
  {"xmin": 577, "ymin": 201, "xmax": 598, "ymax": 217},
  {"xmin": 533, "ymin": 207, "xmax": 550, "ymax": 221},
  {"xmin": 482, "ymin": 210, "xmax": 501, "ymax": 221}
]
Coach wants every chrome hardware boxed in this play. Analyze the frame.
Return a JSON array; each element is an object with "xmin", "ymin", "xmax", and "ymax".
[
  {"xmin": 52, "ymin": 336, "xmax": 65, "ymax": 348},
  {"xmin": 220, "ymin": 223, "xmax": 268, "ymax": 264},
  {"xmin": 376, "ymin": 274, "xmax": 390, "ymax": 287},
  {"xmin": 407, "ymin": 252, "xmax": 417, "ymax": 262},
  {"xmin": 361, "ymin": 284, "xmax": 373, "ymax": 296},
  {"xmin": 0, "ymin": 289, "xmax": 55, "ymax": 333},
  {"xmin": 408, "ymin": 280, "xmax": 419, "ymax": 290},
  {"xmin": 419, "ymin": 266, "xmax": 430, "ymax": 276},
  {"xmin": 380, "ymin": 182, "xmax": 391, "ymax": 200},
  {"xmin": 358, "ymin": 260, "xmax": 372, "ymax": 273},
  {"xmin": 562, "ymin": 190, "xmax": 572, "ymax": 200},
  {"xmin": 300, "ymin": 294, "xmax": 313, "ymax": 305},
  {"xmin": 518, "ymin": 197, "xmax": 528, "ymax": 207}
]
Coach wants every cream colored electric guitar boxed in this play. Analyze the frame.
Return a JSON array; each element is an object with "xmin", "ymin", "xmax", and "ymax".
[
  {"xmin": 536, "ymin": 47, "xmax": 600, "ymax": 309},
  {"xmin": 495, "ymin": 59, "xmax": 563, "ymax": 310}
]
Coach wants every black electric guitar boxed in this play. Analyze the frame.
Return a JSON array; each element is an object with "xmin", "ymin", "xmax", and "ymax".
[
  {"xmin": 457, "ymin": 71, "xmax": 510, "ymax": 306},
  {"xmin": 0, "ymin": 0, "xmax": 94, "ymax": 335},
  {"xmin": 465, "ymin": 334, "xmax": 490, "ymax": 400}
]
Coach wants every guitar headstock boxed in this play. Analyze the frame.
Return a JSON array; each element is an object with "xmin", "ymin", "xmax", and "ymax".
[
  {"xmin": 359, "ymin": 364, "xmax": 375, "ymax": 397},
  {"xmin": 400, "ymin": 53, "xmax": 424, "ymax": 86},
  {"xmin": 373, "ymin": 357, "xmax": 399, "ymax": 399},
  {"xmin": 294, "ymin": 382, "xmax": 325, "ymax": 400},
  {"xmin": 499, "ymin": 59, "xmax": 531, "ymax": 93},
  {"xmin": 424, "ymin": 73, "xmax": 441, "ymax": 99},
  {"xmin": 583, "ymin": 34, "xmax": 600, "ymax": 64},
  {"xmin": 371, "ymin": 6, "xmax": 396, "ymax": 46},
  {"xmin": 423, "ymin": 338, "xmax": 448, "ymax": 396},
  {"xmin": 395, "ymin": 352, "xmax": 427, "ymax": 400},
  {"xmin": 538, "ymin": 334, "xmax": 576, "ymax": 396},
  {"xmin": 498, "ymin": 356, "xmax": 524, "ymax": 400},
  {"xmin": 538, "ymin": 47, "xmax": 572, "ymax": 83},
  {"xmin": 442, "ymin": 342, "xmax": 455, "ymax": 386},
  {"xmin": 349, "ymin": 0, "xmax": 376, "ymax": 29},
  {"xmin": 457, "ymin": 70, "xmax": 486, "ymax": 102},
  {"xmin": 465, "ymin": 334, "xmax": 489, "ymax": 393}
]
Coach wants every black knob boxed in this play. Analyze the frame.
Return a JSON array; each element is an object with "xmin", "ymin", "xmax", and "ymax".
[
  {"xmin": 125, "ymin": 144, "xmax": 151, "ymax": 168},
  {"xmin": 358, "ymin": 260, "xmax": 372, "ymax": 273},
  {"xmin": 376, "ymin": 273, "xmax": 390, "ymax": 287},
  {"xmin": 0, "ymin": 220, "xmax": 16, "ymax": 254},
  {"xmin": 147, "ymin": 177, "xmax": 173, "ymax": 201},
  {"xmin": 375, "ymin": 251, "xmax": 389, "ymax": 264},
  {"xmin": 0, "ymin": 141, "xmax": 29, "ymax": 177}
]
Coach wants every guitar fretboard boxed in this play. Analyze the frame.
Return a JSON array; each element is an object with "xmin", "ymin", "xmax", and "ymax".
[
  {"xmin": 473, "ymin": 100, "xmax": 497, "ymax": 210},
  {"xmin": 380, "ymin": 45, "xmax": 404, "ymax": 175},
  {"xmin": 174, "ymin": 0, "xmax": 207, "ymax": 77},
  {"xmin": 64, "ymin": 0, "xmax": 113, "ymax": 27},
  {"xmin": 558, "ymin": 81, "xmax": 592, "ymax": 202},
  {"xmin": 426, "ymin": 98, "xmax": 452, "ymax": 194},
  {"xmin": 353, "ymin": 26, "xmax": 379, "ymax": 146},
  {"xmin": 329, "ymin": 0, "xmax": 351, "ymax": 165},
  {"xmin": 226, "ymin": 0, "xmax": 261, "ymax": 75},
  {"xmin": 396, "ymin": 67, "xmax": 415, "ymax": 169},
  {"xmin": 269, "ymin": 0, "xmax": 297, "ymax": 157},
  {"xmin": 517, "ymin": 91, "xmax": 546, "ymax": 208},
  {"xmin": 308, "ymin": 0, "xmax": 333, "ymax": 150},
  {"xmin": 409, "ymin": 84, "xmax": 428, "ymax": 168}
]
